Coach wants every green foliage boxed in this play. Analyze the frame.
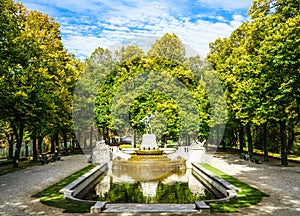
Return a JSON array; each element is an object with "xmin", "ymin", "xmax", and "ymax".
[
  {"xmin": 156, "ymin": 182, "xmax": 214, "ymax": 203},
  {"xmin": 33, "ymin": 164, "xmax": 95, "ymax": 213},
  {"xmin": 148, "ymin": 33, "xmax": 186, "ymax": 63},
  {"xmin": 118, "ymin": 144, "xmax": 141, "ymax": 149},
  {"xmin": 0, "ymin": 0, "xmax": 82, "ymax": 163},
  {"xmin": 200, "ymin": 163, "xmax": 268, "ymax": 212},
  {"xmin": 97, "ymin": 181, "xmax": 214, "ymax": 204},
  {"xmin": 98, "ymin": 183, "xmax": 146, "ymax": 203},
  {"xmin": 114, "ymin": 45, "xmax": 145, "ymax": 63},
  {"xmin": 73, "ymin": 47, "xmax": 113, "ymax": 132},
  {"xmin": 129, "ymin": 92, "xmax": 181, "ymax": 137},
  {"xmin": 207, "ymin": 1, "xmax": 300, "ymax": 161},
  {"xmin": 94, "ymin": 55, "xmax": 209, "ymax": 142}
]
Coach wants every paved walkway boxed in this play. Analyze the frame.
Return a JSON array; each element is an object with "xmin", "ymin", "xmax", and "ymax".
[
  {"xmin": 0, "ymin": 154, "xmax": 90, "ymax": 216},
  {"xmin": 0, "ymin": 153, "xmax": 299, "ymax": 216},
  {"xmin": 208, "ymin": 154, "xmax": 300, "ymax": 216}
]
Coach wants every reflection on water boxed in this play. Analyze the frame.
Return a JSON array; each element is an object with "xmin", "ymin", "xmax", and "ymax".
[{"xmin": 86, "ymin": 169, "xmax": 214, "ymax": 204}]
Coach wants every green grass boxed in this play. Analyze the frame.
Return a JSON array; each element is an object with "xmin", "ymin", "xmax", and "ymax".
[
  {"xmin": 200, "ymin": 163, "xmax": 268, "ymax": 213},
  {"xmin": 252, "ymin": 149, "xmax": 300, "ymax": 162},
  {"xmin": 230, "ymin": 146, "xmax": 300, "ymax": 162},
  {"xmin": 33, "ymin": 162, "xmax": 267, "ymax": 213},
  {"xmin": 33, "ymin": 164, "xmax": 96, "ymax": 213},
  {"xmin": 0, "ymin": 159, "xmax": 41, "ymax": 176},
  {"xmin": 118, "ymin": 144, "xmax": 141, "ymax": 149}
]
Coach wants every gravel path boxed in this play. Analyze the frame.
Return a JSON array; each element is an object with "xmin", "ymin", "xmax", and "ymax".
[
  {"xmin": 0, "ymin": 154, "xmax": 89, "ymax": 216},
  {"xmin": 0, "ymin": 153, "xmax": 299, "ymax": 216},
  {"xmin": 208, "ymin": 154, "xmax": 300, "ymax": 216}
]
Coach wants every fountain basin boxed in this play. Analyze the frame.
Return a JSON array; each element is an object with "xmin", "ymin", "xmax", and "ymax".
[
  {"xmin": 113, "ymin": 155, "xmax": 186, "ymax": 171},
  {"xmin": 121, "ymin": 148, "xmax": 139, "ymax": 154},
  {"xmin": 122, "ymin": 147, "xmax": 177, "ymax": 155},
  {"xmin": 60, "ymin": 162, "xmax": 239, "ymax": 213}
]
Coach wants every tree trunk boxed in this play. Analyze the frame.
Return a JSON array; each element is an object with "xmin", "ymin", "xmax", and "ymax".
[
  {"xmin": 133, "ymin": 130, "xmax": 137, "ymax": 148},
  {"xmin": 97, "ymin": 129, "xmax": 101, "ymax": 141},
  {"xmin": 187, "ymin": 135, "xmax": 191, "ymax": 146},
  {"xmin": 246, "ymin": 124, "xmax": 253, "ymax": 157},
  {"xmin": 32, "ymin": 134, "xmax": 38, "ymax": 161},
  {"xmin": 55, "ymin": 133, "xmax": 60, "ymax": 150},
  {"xmin": 7, "ymin": 134, "xmax": 14, "ymax": 159},
  {"xmin": 90, "ymin": 126, "xmax": 93, "ymax": 148},
  {"xmin": 102, "ymin": 128, "xmax": 106, "ymax": 144},
  {"xmin": 263, "ymin": 123, "xmax": 268, "ymax": 162},
  {"xmin": 38, "ymin": 136, "xmax": 43, "ymax": 154},
  {"xmin": 274, "ymin": 130, "xmax": 279, "ymax": 153},
  {"xmin": 84, "ymin": 136, "xmax": 87, "ymax": 149},
  {"xmin": 71, "ymin": 133, "xmax": 76, "ymax": 149},
  {"xmin": 12, "ymin": 123, "xmax": 24, "ymax": 168},
  {"xmin": 25, "ymin": 141, "xmax": 29, "ymax": 157},
  {"xmin": 90, "ymin": 126, "xmax": 93, "ymax": 158},
  {"xmin": 106, "ymin": 128, "xmax": 110, "ymax": 145},
  {"xmin": 280, "ymin": 121, "xmax": 288, "ymax": 166},
  {"xmin": 222, "ymin": 140, "xmax": 226, "ymax": 151},
  {"xmin": 50, "ymin": 136, "xmax": 55, "ymax": 153},
  {"xmin": 287, "ymin": 125, "xmax": 294, "ymax": 153},
  {"xmin": 230, "ymin": 129, "xmax": 237, "ymax": 148},
  {"xmin": 239, "ymin": 125, "xmax": 244, "ymax": 153},
  {"xmin": 163, "ymin": 135, "xmax": 168, "ymax": 148},
  {"xmin": 77, "ymin": 131, "xmax": 81, "ymax": 148},
  {"xmin": 63, "ymin": 131, "xmax": 67, "ymax": 151}
]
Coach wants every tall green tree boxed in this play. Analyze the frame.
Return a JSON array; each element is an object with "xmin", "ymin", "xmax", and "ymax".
[
  {"xmin": 114, "ymin": 45, "xmax": 145, "ymax": 64},
  {"xmin": 73, "ymin": 47, "xmax": 113, "ymax": 147},
  {"xmin": 148, "ymin": 33, "xmax": 186, "ymax": 63},
  {"xmin": 207, "ymin": 0, "xmax": 300, "ymax": 165},
  {"xmin": 248, "ymin": 0, "xmax": 300, "ymax": 165},
  {"xmin": 0, "ymin": 1, "xmax": 81, "ymax": 166}
]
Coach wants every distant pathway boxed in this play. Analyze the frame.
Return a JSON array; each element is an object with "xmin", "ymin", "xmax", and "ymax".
[
  {"xmin": 0, "ymin": 153, "xmax": 299, "ymax": 216},
  {"xmin": 0, "ymin": 154, "xmax": 89, "ymax": 216},
  {"xmin": 208, "ymin": 154, "xmax": 300, "ymax": 216}
]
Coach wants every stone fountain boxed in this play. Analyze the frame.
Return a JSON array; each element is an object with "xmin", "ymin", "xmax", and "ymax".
[{"xmin": 112, "ymin": 113, "xmax": 186, "ymax": 172}]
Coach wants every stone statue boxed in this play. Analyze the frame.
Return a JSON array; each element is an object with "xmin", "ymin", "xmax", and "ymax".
[{"xmin": 141, "ymin": 113, "xmax": 155, "ymax": 134}]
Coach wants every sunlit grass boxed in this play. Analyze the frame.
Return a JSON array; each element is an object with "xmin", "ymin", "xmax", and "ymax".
[
  {"xmin": 200, "ymin": 163, "xmax": 268, "ymax": 213},
  {"xmin": 0, "ymin": 159, "xmax": 40, "ymax": 176},
  {"xmin": 230, "ymin": 146, "xmax": 300, "ymax": 162},
  {"xmin": 252, "ymin": 149, "xmax": 300, "ymax": 162},
  {"xmin": 33, "ymin": 162, "xmax": 268, "ymax": 213},
  {"xmin": 33, "ymin": 164, "xmax": 95, "ymax": 213}
]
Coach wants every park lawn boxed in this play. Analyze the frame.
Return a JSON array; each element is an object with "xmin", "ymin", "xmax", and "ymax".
[
  {"xmin": 230, "ymin": 146, "xmax": 300, "ymax": 163},
  {"xmin": 33, "ymin": 164, "xmax": 95, "ymax": 213},
  {"xmin": 33, "ymin": 161, "xmax": 267, "ymax": 213},
  {"xmin": 200, "ymin": 163, "xmax": 268, "ymax": 213},
  {"xmin": 0, "ymin": 159, "xmax": 40, "ymax": 176},
  {"xmin": 252, "ymin": 149, "xmax": 300, "ymax": 162}
]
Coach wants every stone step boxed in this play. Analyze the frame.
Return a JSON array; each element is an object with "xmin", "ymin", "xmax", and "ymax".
[{"xmin": 102, "ymin": 203, "xmax": 200, "ymax": 213}]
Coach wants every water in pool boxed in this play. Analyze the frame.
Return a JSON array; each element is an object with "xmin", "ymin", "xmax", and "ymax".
[{"xmin": 85, "ymin": 168, "xmax": 214, "ymax": 204}]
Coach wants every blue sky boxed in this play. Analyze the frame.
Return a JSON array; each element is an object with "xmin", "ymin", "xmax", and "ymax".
[{"xmin": 17, "ymin": 0, "xmax": 253, "ymax": 59}]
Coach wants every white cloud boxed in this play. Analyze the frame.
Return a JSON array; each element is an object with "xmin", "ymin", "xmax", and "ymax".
[
  {"xmin": 197, "ymin": 0, "xmax": 253, "ymax": 10},
  {"xmin": 62, "ymin": 36, "xmax": 105, "ymax": 59},
  {"xmin": 19, "ymin": 0, "xmax": 251, "ymax": 59}
]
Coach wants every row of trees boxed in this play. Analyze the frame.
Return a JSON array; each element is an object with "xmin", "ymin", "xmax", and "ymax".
[
  {"xmin": 81, "ymin": 0, "xmax": 300, "ymax": 166},
  {"xmin": 207, "ymin": 0, "xmax": 300, "ymax": 165},
  {"xmin": 0, "ymin": 0, "xmax": 82, "ymax": 167},
  {"xmin": 74, "ymin": 33, "xmax": 222, "ymax": 148},
  {"xmin": 1, "ymin": 0, "xmax": 298, "ymax": 167}
]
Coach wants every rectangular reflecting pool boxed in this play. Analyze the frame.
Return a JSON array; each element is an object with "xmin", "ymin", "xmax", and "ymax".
[{"xmin": 84, "ymin": 168, "xmax": 215, "ymax": 204}]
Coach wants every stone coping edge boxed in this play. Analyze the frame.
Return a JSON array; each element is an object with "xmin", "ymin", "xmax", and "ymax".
[
  {"xmin": 59, "ymin": 163, "xmax": 108, "ymax": 204},
  {"xmin": 192, "ymin": 162, "xmax": 239, "ymax": 203}
]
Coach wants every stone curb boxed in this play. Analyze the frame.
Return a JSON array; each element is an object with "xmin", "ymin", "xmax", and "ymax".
[
  {"xmin": 192, "ymin": 163, "xmax": 239, "ymax": 203},
  {"xmin": 60, "ymin": 163, "xmax": 108, "ymax": 204}
]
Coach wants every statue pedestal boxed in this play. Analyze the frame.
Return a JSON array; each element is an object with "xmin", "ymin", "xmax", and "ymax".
[
  {"xmin": 140, "ymin": 134, "xmax": 158, "ymax": 150},
  {"xmin": 93, "ymin": 141, "xmax": 111, "ymax": 164},
  {"xmin": 187, "ymin": 147, "xmax": 206, "ymax": 168}
]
